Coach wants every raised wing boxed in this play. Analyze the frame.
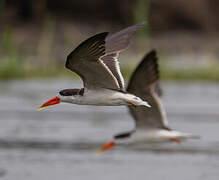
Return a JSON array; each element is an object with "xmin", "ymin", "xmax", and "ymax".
[
  {"xmin": 66, "ymin": 32, "xmax": 120, "ymax": 90},
  {"xmin": 65, "ymin": 23, "xmax": 144, "ymax": 90},
  {"xmin": 100, "ymin": 53, "xmax": 125, "ymax": 90},
  {"xmin": 105, "ymin": 23, "xmax": 144, "ymax": 54},
  {"xmin": 127, "ymin": 50, "xmax": 170, "ymax": 130}
]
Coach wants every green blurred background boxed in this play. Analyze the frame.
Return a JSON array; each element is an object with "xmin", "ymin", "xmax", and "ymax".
[{"xmin": 1, "ymin": 0, "xmax": 219, "ymax": 80}]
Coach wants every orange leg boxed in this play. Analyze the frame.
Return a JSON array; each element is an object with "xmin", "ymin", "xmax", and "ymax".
[
  {"xmin": 126, "ymin": 101, "xmax": 137, "ymax": 107},
  {"xmin": 170, "ymin": 137, "xmax": 181, "ymax": 144}
]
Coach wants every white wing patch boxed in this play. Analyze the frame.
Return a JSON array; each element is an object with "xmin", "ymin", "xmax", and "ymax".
[
  {"xmin": 113, "ymin": 54, "xmax": 125, "ymax": 89},
  {"xmin": 152, "ymin": 91, "xmax": 169, "ymax": 127},
  {"xmin": 100, "ymin": 53, "xmax": 125, "ymax": 90},
  {"xmin": 98, "ymin": 59, "xmax": 120, "ymax": 89}
]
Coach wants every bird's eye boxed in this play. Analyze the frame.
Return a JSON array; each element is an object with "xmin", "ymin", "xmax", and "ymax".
[{"xmin": 134, "ymin": 97, "xmax": 139, "ymax": 100}]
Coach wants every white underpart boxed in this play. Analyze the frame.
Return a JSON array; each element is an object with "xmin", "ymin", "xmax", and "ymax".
[
  {"xmin": 59, "ymin": 88, "xmax": 151, "ymax": 107},
  {"xmin": 131, "ymin": 129, "xmax": 199, "ymax": 143}
]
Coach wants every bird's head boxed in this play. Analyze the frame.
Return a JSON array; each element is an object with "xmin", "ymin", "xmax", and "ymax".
[
  {"xmin": 96, "ymin": 131, "xmax": 133, "ymax": 154},
  {"xmin": 38, "ymin": 88, "xmax": 83, "ymax": 110}
]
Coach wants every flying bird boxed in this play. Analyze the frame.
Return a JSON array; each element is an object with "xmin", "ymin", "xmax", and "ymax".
[
  {"xmin": 38, "ymin": 23, "xmax": 151, "ymax": 109},
  {"xmin": 97, "ymin": 50, "xmax": 200, "ymax": 153}
]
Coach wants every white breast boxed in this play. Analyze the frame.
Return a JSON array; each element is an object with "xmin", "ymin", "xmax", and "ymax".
[{"xmin": 61, "ymin": 89, "xmax": 129, "ymax": 106}]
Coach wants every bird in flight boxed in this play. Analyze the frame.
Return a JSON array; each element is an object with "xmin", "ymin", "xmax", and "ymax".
[
  {"xmin": 97, "ymin": 50, "xmax": 200, "ymax": 154},
  {"xmin": 38, "ymin": 23, "xmax": 151, "ymax": 110}
]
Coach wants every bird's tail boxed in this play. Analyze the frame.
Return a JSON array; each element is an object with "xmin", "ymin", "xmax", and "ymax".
[
  {"xmin": 176, "ymin": 132, "xmax": 201, "ymax": 141},
  {"xmin": 141, "ymin": 101, "xmax": 151, "ymax": 107},
  {"xmin": 170, "ymin": 131, "xmax": 200, "ymax": 143}
]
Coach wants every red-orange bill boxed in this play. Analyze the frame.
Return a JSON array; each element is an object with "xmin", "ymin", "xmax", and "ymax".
[
  {"xmin": 96, "ymin": 141, "xmax": 115, "ymax": 154},
  {"xmin": 38, "ymin": 96, "xmax": 60, "ymax": 110}
]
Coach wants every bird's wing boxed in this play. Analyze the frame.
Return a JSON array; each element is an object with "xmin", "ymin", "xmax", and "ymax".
[
  {"xmin": 100, "ymin": 53, "xmax": 125, "ymax": 90},
  {"xmin": 105, "ymin": 23, "xmax": 144, "ymax": 54},
  {"xmin": 65, "ymin": 23, "xmax": 144, "ymax": 90},
  {"xmin": 127, "ymin": 50, "xmax": 170, "ymax": 130}
]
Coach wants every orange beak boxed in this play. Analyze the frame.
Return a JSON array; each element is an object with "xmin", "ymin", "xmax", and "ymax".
[
  {"xmin": 38, "ymin": 96, "xmax": 60, "ymax": 110},
  {"xmin": 96, "ymin": 141, "xmax": 115, "ymax": 154}
]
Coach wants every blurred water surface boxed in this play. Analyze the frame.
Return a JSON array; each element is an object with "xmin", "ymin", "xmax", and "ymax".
[{"xmin": 0, "ymin": 79, "xmax": 219, "ymax": 180}]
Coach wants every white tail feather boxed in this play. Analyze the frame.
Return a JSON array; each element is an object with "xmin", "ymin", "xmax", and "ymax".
[{"xmin": 141, "ymin": 101, "xmax": 151, "ymax": 108}]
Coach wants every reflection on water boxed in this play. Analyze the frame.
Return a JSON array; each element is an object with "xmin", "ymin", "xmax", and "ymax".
[{"xmin": 0, "ymin": 79, "xmax": 219, "ymax": 180}]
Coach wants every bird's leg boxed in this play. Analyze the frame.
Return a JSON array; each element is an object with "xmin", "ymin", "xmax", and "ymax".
[
  {"xmin": 170, "ymin": 137, "xmax": 181, "ymax": 143},
  {"xmin": 126, "ymin": 101, "xmax": 137, "ymax": 107}
]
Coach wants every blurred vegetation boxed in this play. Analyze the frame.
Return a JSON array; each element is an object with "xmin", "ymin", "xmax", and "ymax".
[
  {"xmin": 0, "ymin": 0, "xmax": 4, "ymax": 23},
  {"xmin": 122, "ymin": 59, "xmax": 219, "ymax": 81},
  {"xmin": 160, "ymin": 63, "xmax": 219, "ymax": 81},
  {"xmin": 134, "ymin": 0, "xmax": 150, "ymax": 36},
  {"xmin": 1, "ymin": 19, "xmax": 219, "ymax": 81},
  {"xmin": 1, "ymin": 0, "xmax": 219, "ymax": 81},
  {"xmin": 0, "ymin": 29, "xmax": 23, "ymax": 78}
]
